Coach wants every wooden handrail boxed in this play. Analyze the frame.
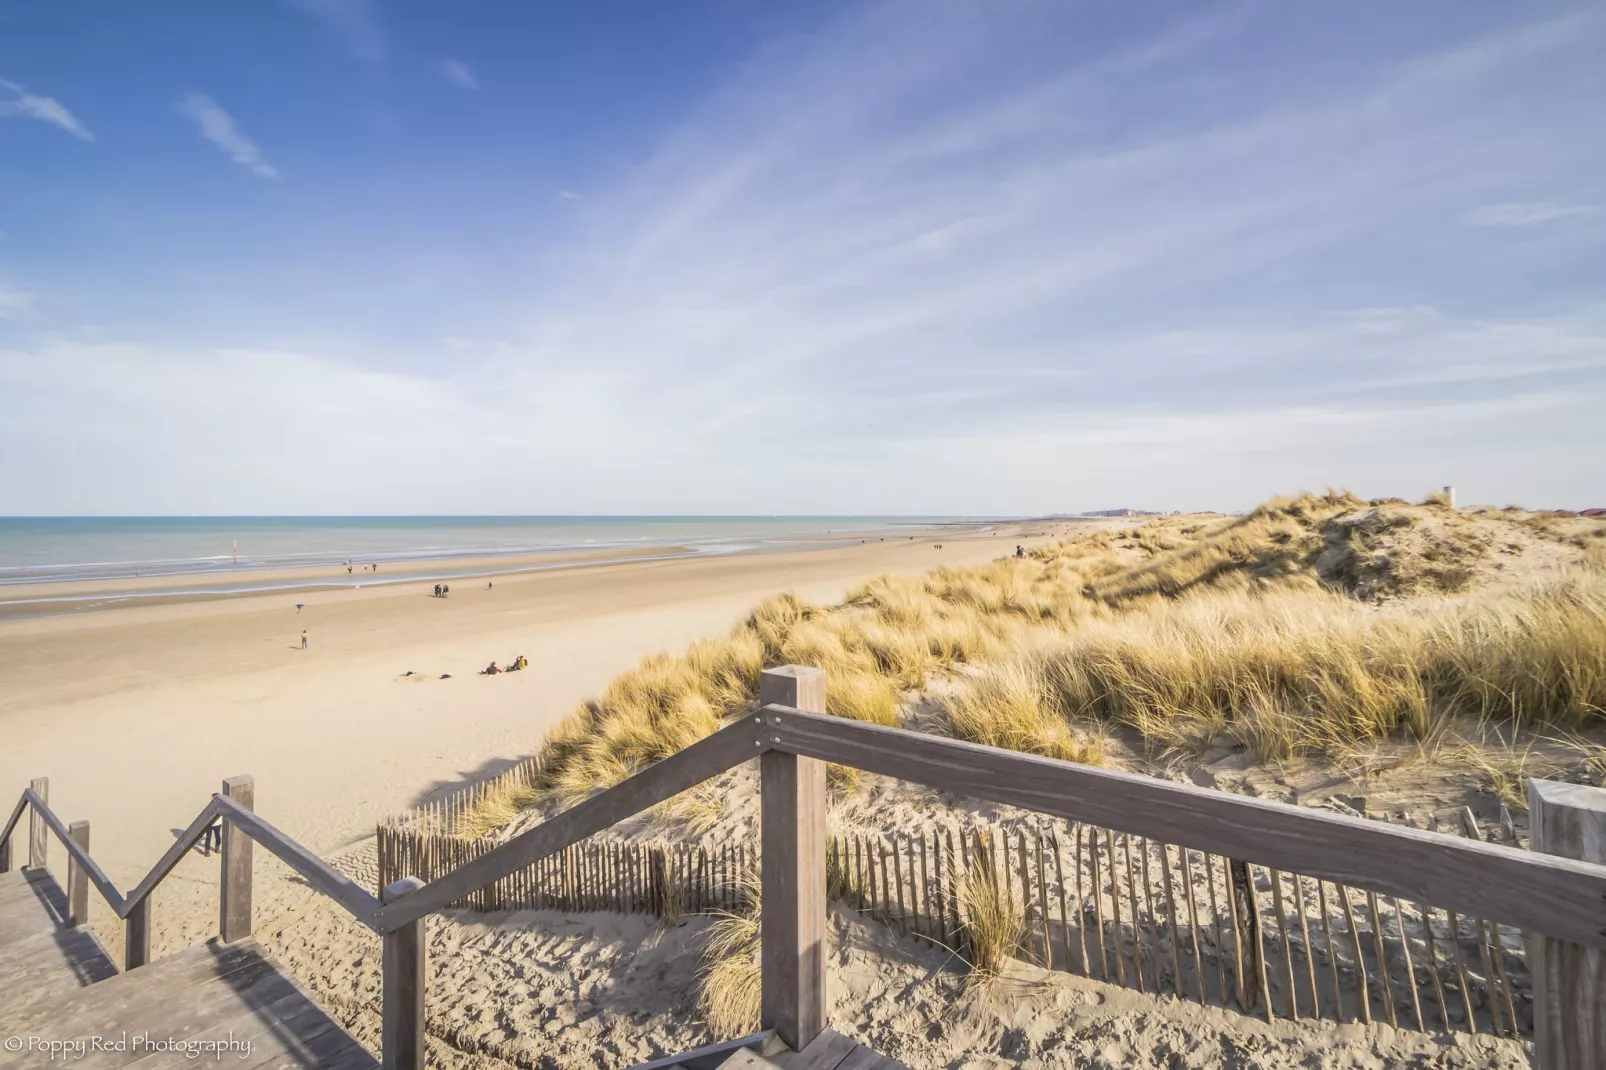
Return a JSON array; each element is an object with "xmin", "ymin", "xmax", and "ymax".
[
  {"xmin": 122, "ymin": 799, "xmax": 225, "ymax": 912},
  {"xmin": 0, "ymin": 790, "xmax": 382, "ymax": 928},
  {"xmin": 762, "ymin": 705, "xmax": 1606, "ymax": 951},
  {"xmin": 9, "ymin": 665, "xmax": 1606, "ymax": 1069},
  {"xmin": 372, "ymin": 713, "xmax": 765, "ymax": 931},
  {"xmin": 213, "ymin": 795, "xmax": 382, "ymax": 923},
  {"xmin": 11, "ymin": 703, "xmax": 1606, "ymax": 948},
  {"xmin": 13, "ymin": 788, "xmax": 127, "ymax": 913}
]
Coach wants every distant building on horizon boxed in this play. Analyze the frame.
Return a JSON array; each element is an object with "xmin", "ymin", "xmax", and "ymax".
[{"xmin": 1077, "ymin": 508, "xmax": 1165, "ymax": 518}]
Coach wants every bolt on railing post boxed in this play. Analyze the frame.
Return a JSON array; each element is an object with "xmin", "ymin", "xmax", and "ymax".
[
  {"xmin": 382, "ymin": 876, "xmax": 427, "ymax": 1070},
  {"xmin": 27, "ymin": 777, "xmax": 47, "ymax": 870},
  {"xmin": 66, "ymin": 820, "xmax": 90, "ymax": 927},
  {"xmin": 1529, "ymin": 779, "xmax": 1606, "ymax": 1069},
  {"xmin": 759, "ymin": 665, "xmax": 828, "ymax": 1052},
  {"xmin": 126, "ymin": 898, "xmax": 151, "ymax": 970},
  {"xmin": 219, "ymin": 775, "xmax": 254, "ymax": 944}
]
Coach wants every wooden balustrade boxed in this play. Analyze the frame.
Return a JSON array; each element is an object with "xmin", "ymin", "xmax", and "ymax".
[{"xmin": 5, "ymin": 664, "xmax": 1606, "ymax": 1067}]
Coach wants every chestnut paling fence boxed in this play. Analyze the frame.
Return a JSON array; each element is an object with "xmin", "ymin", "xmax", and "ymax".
[{"xmin": 378, "ymin": 810, "xmax": 1531, "ymax": 1038}]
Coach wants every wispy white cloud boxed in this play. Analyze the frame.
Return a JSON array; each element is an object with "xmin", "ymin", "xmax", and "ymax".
[
  {"xmin": 556, "ymin": 189, "xmax": 580, "ymax": 201},
  {"xmin": 0, "ymin": 79, "xmax": 92, "ymax": 140},
  {"xmin": 177, "ymin": 94, "xmax": 278, "ymax": 179},
  {"xmin": 8, "ymin": 3, "xmax": 1606, "ymax": 513},
  {"xmin": 439, "ymin": 59, "xmax": 477, "ymax": 90},
  {"xmin": 284, "ymin": 0, "xmax": 383, "ymax": 66},
  {"xmin": 1465, "ymin": 201, "xmax": 1599, "ymax": 226}
]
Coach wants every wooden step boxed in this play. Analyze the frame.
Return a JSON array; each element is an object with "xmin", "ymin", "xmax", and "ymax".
[
  {"xmin": 0, "ymin": 869, "xmax": 118, "ymax": 1022},
  {"xmin": 0, "ymin": 867, "xmax": 374, "ymax": 1070}
]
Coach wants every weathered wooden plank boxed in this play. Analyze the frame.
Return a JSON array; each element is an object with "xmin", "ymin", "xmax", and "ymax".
[
  {"xmin": 0, "ymin": 924, "xmax": 118, "ymax": 1019},
  {"xmin": 769, "ymin": 1027, "xmax": 857, "ymax": 1070},
  {"xmin": 834, "ymin": 1043, "xmax": 910, "ymax": 1070},
  {"xmin": 6, "ymin": 941, "xmax": 281, "ymax": 1043},
  {"xmin": 66, "ymin": 820, "xmax": 91, "ymax": 928},
  {"xmin": 27, "ymin": 777, "xmax": 48, "ymax": 871},
  {"xmin": 219, "ymin": 776, "xmax": 254, "ymax": 944},
  {"xmin": 1530, "ymin": 778, "xmax": 1606, "ymax": 1069},
  {"xmin": 125, "ymin": 896, "xmax": 151, "ymax": 971},
  {"xmin": 764, "ymin": 707, "xmax": 1606, "ymax": 949},
  {"xmin": 119, "ymin": 979, "xmax": 369, "ymax": 1069},
  {"xmin": 760, "ymin": 750, "xmax": 827, "ymax": 1053},
  {"xmin": 629, "ymin": 1030, "xmax": 775, "ymax": 1070},
  {"xmin": 373, "ymin": 714, "xmax": 761, "ymax": 931},
  {"xmin": 381, "ymin": 877, "xmax": 426, "ymax": 1070}
]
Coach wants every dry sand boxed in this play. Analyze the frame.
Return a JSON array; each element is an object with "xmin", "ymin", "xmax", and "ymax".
[{"xmin": 0, "ymin": 524, "xmax": 1054, "ymax": 935}]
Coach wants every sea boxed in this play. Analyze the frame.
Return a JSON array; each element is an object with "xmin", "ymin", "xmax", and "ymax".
[{"xmin": 0, "ymin": 516, "xmax": 992, "ymax": 612}]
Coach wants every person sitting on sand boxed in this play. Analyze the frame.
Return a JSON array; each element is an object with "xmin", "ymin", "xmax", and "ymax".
[
  {"xmin": 515, "ymin": 654, "xmax": 528, "ymax": 670},
  {"xmin": 480, "ymin": 661, "xmax": 500, "ymax": 675}
]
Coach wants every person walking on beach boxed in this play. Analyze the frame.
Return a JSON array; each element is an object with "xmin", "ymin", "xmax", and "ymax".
[{"xmin": 301, "ymin": 629, "xmax": 308, "ymax": 650}]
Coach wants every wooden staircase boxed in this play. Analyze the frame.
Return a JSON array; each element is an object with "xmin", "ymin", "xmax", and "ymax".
[{"xmin": 0, "ymin": 868, "xmax": 373, "ymax": 1069}]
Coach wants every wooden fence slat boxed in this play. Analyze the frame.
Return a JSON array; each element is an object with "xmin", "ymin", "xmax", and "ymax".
[
  {"xmin": 1488, "ymin": 920, "xmax": 1519, "ymax": 1037},
  {"xmin": 899, "ymin": 835, "xmax": 912, "ymax": 931},
  {"xmin": 1103, "ymin": 829, "xmax": 1125, "ymax": 987},
  {"xmin": 1293, "ymin": 876, "xmax": 1319, "ymax": 1020},
  {"xmin": 1052, "ymin": 830, "xmax": 1074, "ymax": 975},
  {"xmin": 1205, "ymin": 854, "xmax": 1230, "ymax": 1008},
  {"xmin": 1179, "ymin": 848, "xmax": 1205, "ymax": 1005},
  {"xmin": 1034, "ymin": 832, "xmax": 1052, "ymax": 971},
  {"xmin": 1159, "ymin": 843, "xmax": 1184, "ymax": 1000},
  {"xmin": 1474, "ymin": 917, "xmax": 1506, "ymax": 1037},
  {"xmin": 1121, "ymin": 833, "xmax": 1144, "ymax": 993},
  {"xmin": 1366, "ymin": 891, "xmax": 1398, "ymax": 1028},
  {"xmin": 1247, "ymin": 865, "xmax": 1275, "ymax": 1022},
  {"xmin": 918, "ymin": 833, "xmax": 931, "ymax": 941},
  {"xmin": 946, "ymin": 828, "xmax": 961, "ymax": 942},
  {"xmin": 1392, "ymin": 897, "xmax": 1425, "ymax": 1032},
  {"xmin": 1316, "ymin": 882, "xmax": 1343, "ymax": 1022},
  {"xmin": 1090, "ymin": 825, "xmax": 1109, "ymax": 981},
  {"xmin": 1138, "ymin": 838, "xmax": 1160, "ymax": 993},
  {"xmin": 1270, "ymin": 869, "xmax": 1299, "ymax": 1020},
  {"xmin": 1340, "ymin": 885, "xmax": 1372, "ymax": 1025},
  {"xmin": 1418, "ymin": 902, "xmax": 1454, "ymax": 1033}
]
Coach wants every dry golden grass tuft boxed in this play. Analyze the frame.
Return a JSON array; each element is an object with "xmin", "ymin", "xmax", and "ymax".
[
  {"xmin": 956, "ymin": 851, "xmax": 1026, "ymax": 982},
  {"xmin": 697, "ymin": 867, "xmax": 761, "ymax": 1036},
  {"xmin": 450, "ymin": 491, "xmax": 1604, "ymax": 842}
]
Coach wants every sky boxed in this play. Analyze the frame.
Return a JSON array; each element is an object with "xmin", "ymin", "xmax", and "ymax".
[{"xmin": 1, "ymin": 1, "xmax": 1603, "ymax": 516}]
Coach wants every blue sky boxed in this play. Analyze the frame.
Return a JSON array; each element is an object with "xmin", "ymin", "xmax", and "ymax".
[{"xmin": 1, "ymin": 1, "xmax": 1602, "ymax": 515}]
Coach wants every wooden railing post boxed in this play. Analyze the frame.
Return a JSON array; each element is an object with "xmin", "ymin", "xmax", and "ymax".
[
  {"xmin": 759, "ymin": 665, "xmax": 827, "ymax": 1052},
  {"xmin": 27, "ymin": 777, "xmax": 47, "ymax": 870},
  {"xmin": 126, "ymin": 898, "xmax": 151, "ymax": 970},
  {"xmin": 382, "ymin": 876, "xmax": 427, "ymax": 1070},
  {"xmin": 66, "ymin": 820, "xmax": 90, "ymax": 926},
  {"xmin": 220, "ymin": 775, "xmax": 254, "ymax": 943},
  {"xmin": 0, "ymin": 816, "xmax": 11, "ymax": 873},
  {"xmin": 1529, "ymin": 779, "xmax": 1606, "ymax": 1069}
]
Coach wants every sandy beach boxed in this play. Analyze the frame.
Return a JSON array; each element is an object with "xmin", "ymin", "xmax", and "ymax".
[{"xmin": 0, "ymin": 522, "xmax": 1059, "ymax": 888}]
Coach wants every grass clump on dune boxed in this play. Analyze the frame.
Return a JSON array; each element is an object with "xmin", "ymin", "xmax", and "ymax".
[
  {"xmin": 485, "ymin": 491, "xmax": 1605, "ymax": 830},
  {"xmin": 957, "ymin": 850, "xmax": 1026, "ymax": 982},
  {"xmin": 1032, "ymin": 574, "xmax": 1606, "ymax": 761}
]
